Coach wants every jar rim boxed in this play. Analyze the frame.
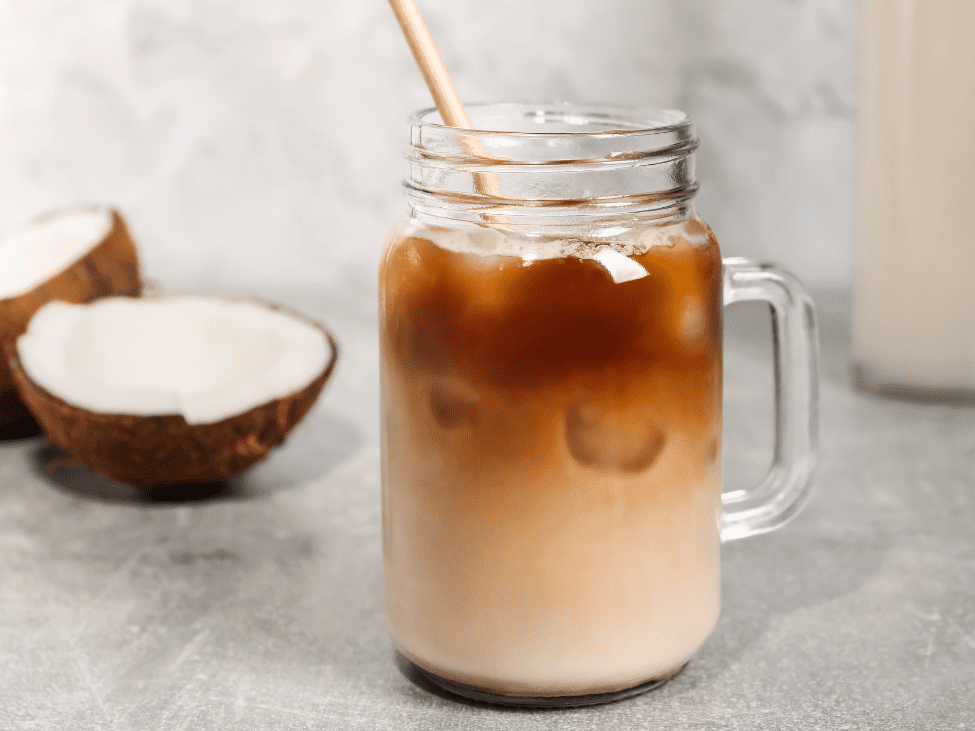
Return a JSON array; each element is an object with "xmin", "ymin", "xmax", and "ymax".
[{"xmin": 409, "ymin": 102, "xmax": 692, "ymax": 139}]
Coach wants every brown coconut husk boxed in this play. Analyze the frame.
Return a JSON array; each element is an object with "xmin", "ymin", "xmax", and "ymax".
[
  {"xmin": 6, "ymin": 304, "xmax": 338, "ymax": 488},
  {"xmin": 0, "ymin": 207, "xmax": 142, "ymax": 424}
]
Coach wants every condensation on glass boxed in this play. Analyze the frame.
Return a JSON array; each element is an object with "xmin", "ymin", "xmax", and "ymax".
[{"xmin": 380, "ymin": 103, "xmax": 819, "ymax": 706}]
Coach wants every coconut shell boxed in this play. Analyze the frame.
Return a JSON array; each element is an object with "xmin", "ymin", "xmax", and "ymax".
[
  {"xmin": 0, "ymin": 208, "xmax": 141, "ymax": 424},
  {"xmin": 6, "ymin": 313, "xmax": 337, "ymax": 488}
]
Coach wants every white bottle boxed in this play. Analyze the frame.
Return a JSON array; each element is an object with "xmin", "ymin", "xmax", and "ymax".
[{"xmin": 852, "ymin": 0, "xmax": 975, "ymax": 397}]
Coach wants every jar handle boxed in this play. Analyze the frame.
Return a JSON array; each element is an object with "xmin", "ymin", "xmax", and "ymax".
[{"xmin": 720, "ymin": 258, "xmax": 819, "ymax": 541}]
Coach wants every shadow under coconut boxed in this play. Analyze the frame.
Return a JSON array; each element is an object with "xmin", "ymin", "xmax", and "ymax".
[
  {"xmin": 0, "ymin": 392, "xmax": 43, "ymax": 441},
  {"xmin": 29, "ymin": 410, "xmax": 363, "ymax": 505},
  {"xmin": 0, "ymin": 413, "xmax": 42, "ymax": 441}
]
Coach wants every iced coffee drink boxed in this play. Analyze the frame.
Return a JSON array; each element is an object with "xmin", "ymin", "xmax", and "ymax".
[
  {"xmin": 380, "ymin": 214, "xmax": 723, "ymax": 698},
  {"xmin": 381, "ymin": 102, "xmax": 818, "ymax": 704}
]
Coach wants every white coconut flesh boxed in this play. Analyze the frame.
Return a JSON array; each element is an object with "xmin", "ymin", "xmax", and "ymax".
[
  {"xmin": 17, "ymin": 297, "xmax": 332, "ymax": 425},
  {"xmin": 0, "ymin": 208, "xmax": 114, "ymax": 299}
]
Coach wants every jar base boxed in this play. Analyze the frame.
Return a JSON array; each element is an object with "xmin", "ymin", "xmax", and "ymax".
[
  {"xmin": 851, "ymin": 362, "xmax": 975, "ymax": 404},
  {"xmin": 397, "ymin": 653, "xmax": 686, "ymax": 708}
]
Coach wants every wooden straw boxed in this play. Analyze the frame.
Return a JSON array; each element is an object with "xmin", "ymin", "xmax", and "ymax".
[
  {"xmin": 387, "ymin": 0, "xmax": 473, "ymax": 129},
  {"xmin": 387, "ymin": 0, "xmax": 505, "ymax": 201}
]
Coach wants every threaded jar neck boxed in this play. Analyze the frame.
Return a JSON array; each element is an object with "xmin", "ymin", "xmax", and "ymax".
[{"xmin": 403, "ymin": 102, "xmax": 700, "ymax": 223}]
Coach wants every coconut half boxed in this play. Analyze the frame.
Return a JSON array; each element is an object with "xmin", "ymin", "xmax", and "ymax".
[
  {"xmin": 0, "ymin": 206, "xmax": 141, "ymax": 423},
  {"xmin": 8, "ymin": 296, "xmax": 337, "ymax": 487}
]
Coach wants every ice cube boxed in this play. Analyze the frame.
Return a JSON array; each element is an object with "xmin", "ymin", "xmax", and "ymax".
[
  {"xmin": 564, "ymin": 398, "xmax": 666, "ymax": 473},
  {"xmin": 678, "ymin": 297, "xmax": 707, "ymax": 345},
  {"xmin": 428, "ymin": 377, "xmax": 480, "ymax": 429},
  {"xmin": 594, "ymin": 246, "xmax": 649, "ymax": 284}
]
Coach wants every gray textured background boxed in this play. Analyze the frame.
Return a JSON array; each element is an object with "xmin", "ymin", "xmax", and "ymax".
[{"xmin": 0, "ymin": 0, "xmax": 855, "ymax": 288}]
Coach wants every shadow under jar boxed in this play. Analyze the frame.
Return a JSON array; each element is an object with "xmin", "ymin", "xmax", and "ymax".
[{"xmin": 379, "ymin": 103, "xmax": 818, "ymax": 706}]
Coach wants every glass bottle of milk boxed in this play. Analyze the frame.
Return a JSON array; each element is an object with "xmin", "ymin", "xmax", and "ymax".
[{"xmin": 852, "ymin": 0, "xmax": 975, "ymax": 399}]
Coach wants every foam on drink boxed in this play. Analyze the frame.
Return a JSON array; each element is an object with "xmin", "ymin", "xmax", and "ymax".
[{"xmin": 381, "ymin": 214, "xmax": 723, "ymax": 696}]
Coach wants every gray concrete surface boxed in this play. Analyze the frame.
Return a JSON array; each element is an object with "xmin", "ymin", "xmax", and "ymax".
[{"xmin": 0, "ymin": 277, "xmax": 972, "ymax": 730}]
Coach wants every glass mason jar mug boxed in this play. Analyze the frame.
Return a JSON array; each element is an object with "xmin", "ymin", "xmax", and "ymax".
[{"xmin": 380, "ymin": 103, "xmax": 818, "ymax": 706}]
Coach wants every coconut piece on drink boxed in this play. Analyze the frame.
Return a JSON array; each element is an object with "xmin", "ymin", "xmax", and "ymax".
[
  {"xmin": 7, "ymin": 296, "xmax": 337, "ymax": 487},
  {"xmin": 0, "ymin": 206, "xmax": 142, "ymax": 424}
]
